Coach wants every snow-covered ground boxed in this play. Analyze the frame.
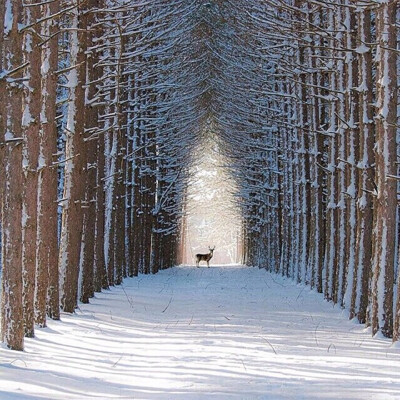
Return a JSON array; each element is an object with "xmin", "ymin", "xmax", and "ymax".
[{"xmin": 1, "ymin": 265, "xmax": 399, "ymax": 400}]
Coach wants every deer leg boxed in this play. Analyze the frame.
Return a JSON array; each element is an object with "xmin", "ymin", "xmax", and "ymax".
[{"xmin": 207, "ymin": 261, "xmax": 210, "ymax": 268}]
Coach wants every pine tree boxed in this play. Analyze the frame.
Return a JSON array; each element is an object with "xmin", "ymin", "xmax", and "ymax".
[
  {"xmin": 59, "ymin": 2, "xmax": 88, "ymax": 313},
  {"xmin": 371, "ymin": 0, "xmax": 398, "ymax": 338},
  {"xmin": 36, "ymin": 0, "xmax": 60, "ymax": 323},
  {"xmin": 1, "ymin": 0, "xmax": 25, "ymax": 351},
  {"xmin": 21, "ymin": 0, "xmax": 41, "ymax": 337}
]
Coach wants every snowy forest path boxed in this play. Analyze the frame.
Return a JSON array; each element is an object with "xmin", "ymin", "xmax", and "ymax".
[{"xmin": 1, "ymin": 265, "xmax": 400, "ymax": 400}]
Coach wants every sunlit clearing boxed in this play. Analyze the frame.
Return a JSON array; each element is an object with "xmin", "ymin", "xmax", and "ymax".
[{"xmin": 181, "ymin": 135, "xmax": 242, "ymax": 265}]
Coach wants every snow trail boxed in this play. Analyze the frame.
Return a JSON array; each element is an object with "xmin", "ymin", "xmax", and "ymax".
[{"xmin": 1, "ymin": 265, "xmax": 399, "ymax": 399}]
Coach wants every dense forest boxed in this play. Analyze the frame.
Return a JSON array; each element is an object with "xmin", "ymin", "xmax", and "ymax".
[{"xmin": 0, "ymin": 0, "xmax": 399, "ymax": 353}]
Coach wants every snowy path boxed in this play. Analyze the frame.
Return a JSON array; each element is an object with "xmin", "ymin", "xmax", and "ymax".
[{"xmin": 1, "ymin": 265, "xmax": 399, "ymax": 400}]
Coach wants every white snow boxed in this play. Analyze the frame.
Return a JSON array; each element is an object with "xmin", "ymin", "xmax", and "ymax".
[
  {"xmin": 355, "ymin": 44, "xmax": 370, "ymax": 55},
  {"xmin": 3, "ymin": 0, "xmax": 13, "ymax": 35},
  {"xmin": 1, "ymin": 265, "xmax": 400, "ymax": 400}
]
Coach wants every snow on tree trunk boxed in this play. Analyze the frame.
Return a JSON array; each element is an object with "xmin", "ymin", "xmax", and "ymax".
[
  {"xmin": 114, "ymin": 24, "xmax": 127, "ymax": 284},
  {"xmin": 93, "ymin": 14, "xmax": 107, "ymax": 291},
  {"xmin": 304, "ymin": 5, "xmax": 325, "ymax": 292},
  {"xmin": 393, "ymin": 4, "xmax": 400, "ymax": 343},
  {"xmin": 80, "ymin": 0, "xmax": 100, "ymax": 304},
  {"xmin": 1, "ymin": 0, "xmax": 24, "ymax": 351},
  {"xmin": 342, "ymin": 2, "xmax": 359, "ymax": 310},
  {"xmin": 351, "ymin": 6, "xmax": 374, "ymax": 324},
  {"xmin": 58, "ymin": 2, "xmax": 87, "ymax": 313},
  {"xmin": 93, "ymin": 126, "xmax": 107, "ymax": 291},
  {"xmin": 21, "ymin": 0, "xmax": 41, "ymax": 337},
  {"xmin": 324, "ymin": 7, "xmax": 339, "ymax": 302},
  {"xmin": 371, "ymin": 0, "xmax": 398, "ymax": 338},
  {"xmin": 38, "ymin": 0, "xmax": 60, "ymax": 322},
  {"xmin": 0, "ymin": 0, "xmax": 6, "ymax": 272},
  {"xmin": 335, "ymin": 4, "xmax": 347, "ymax": 306}
]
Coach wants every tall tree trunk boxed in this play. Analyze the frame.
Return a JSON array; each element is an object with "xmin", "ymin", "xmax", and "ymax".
[
  {"xmin": 59, "ymin": 2, "xmax": 87, "ymax": 313},
  {"xmin": 80, "ymin": 0, "xmax": 100, "ymax": 303},
  {"xmin": 114, "ymin": 28, "xmax": 127, "ymax": 285},
  {"xmin": 0, "ymin": 0, "xmax": 6, "ymax": 273},
  {"xmin": 351, "ymin": 7, "xmax": 374, "ymax": 324},
  {"xmin": 335, "ymin": 3, "xmax": 347, "ymax": 306},
  {"xmin": 393, "ymin": 4, "xmax": 400, "ymax": 342},
  {"xmin": 324, "ymin": 7, "xmax": 339, "ymax": 301},
  {"xmin": 40, "ymin": 0, "xmax": 61, "ymax": 322},
  {"xmin": 94, "ymin": 130, "xmax": 108, "ymax": 290},
  {"xmin": 308, "ymin": 6, "xmax": 324, "ymax": 291},
  {"xmin": 92, "ymin": 11, "xmax": 107, "ymax": 291},
  {"xmin": 104, "ymin": 122, "xmax": 117, "ymax": 286},
  {"xmin": 371, "ymin": 0, "xmax": 397, "ymax": 338},
  {"xmin": 21, "ymin": 0, "xmax": 41, "ymax": 337},
  {"xmin": 1, "ymin": 0, "xmax": 24, "ymax": 351},
  {"xmin": 342, "ymin": 3, "xmax": 359, "ymax": 309}
]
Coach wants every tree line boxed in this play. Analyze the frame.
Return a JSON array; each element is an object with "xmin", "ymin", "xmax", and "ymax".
[
  {"xmin": 0, "ymin": 0, "xmax": 205, "ymax": 351},
  {"xmin": 209, "ymin": 0, "xmax": 399, "ymax": 340},
  {"xmin": 1, "ymin": 0, "xmax": 400, "ymax": 352}
]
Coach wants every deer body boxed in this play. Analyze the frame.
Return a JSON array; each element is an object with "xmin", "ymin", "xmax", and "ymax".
[{"xmin": 195, "ymin": 246, "xmax": 215, "ymax": 268}]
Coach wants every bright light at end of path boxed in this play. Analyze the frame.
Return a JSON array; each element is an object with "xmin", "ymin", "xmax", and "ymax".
[{"xmin": 181, "ymin": 136, "xmax": 243, "ymax": 265}]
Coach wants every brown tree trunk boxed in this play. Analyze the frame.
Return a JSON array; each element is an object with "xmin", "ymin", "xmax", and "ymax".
[
  {"xmin": 342, "ymin": 3, "xmax": 359, "ymax": 309},
  {"xmin": 351, "ymin": 7, "xmax": 374, "ymax": 324},
  {"xmin": 308, "ymin": 6, "xmax": 324, "ymax": 291},
  {"xmin": 114, "ymin": 30, "xmax": 128, "ymax": 284},
  {"xmin": 115, "ymin": 148, "xmax": 126, "ymax": 285},
  {"xmin": 371, "ymin": 1, "xmax": 397, "ymax": 338},
  {"xmin": 125, "ymin": 82, "xmax": 134, "ymax": 275},
  {"xmin": 59, "ymin": 2, "xmax": 88, "ymax": 313},
  {"xmin": 21, "ymin": 1, "xmax": 41, "ymax": 337},
  {"xmin": 80, "ymin": 0, "xmax": 99, "ymax": 304},
  {"xmin": 133, "ymin": 119, "xmax": 144, "ymax": 275},
  {"xmin": 0, "ymin": 0, "xmax": 5, "ymax": 269},
  {"xmin": 92, "ymin": 12, "xmax": 107, "ymax": 291},
  {"xmin": 324, "ymin": 7, "xmax": 339, "ymax": 301},
  {"xmin": 334, "ymin": 3, "xmax": 347, "ymax": 306},
  {"xmin": 38, "ymin": 0, "xmax": 61, "ymax": 322},
  {"xmin": 390, "ymin": 0, "xmax": 400, "ymax": 344},
  {"xmin": 1, "ymin": 0, "xmax": 25, "ymax": 351},
  {"xmin": 94, "ymin": 128, "xmax": 108, "ymax": 290}
]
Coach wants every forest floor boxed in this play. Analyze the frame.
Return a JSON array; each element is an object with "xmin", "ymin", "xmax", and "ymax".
[{"xmin": 1, "ymin": 265, "xmax": 400, "ymax": 400}]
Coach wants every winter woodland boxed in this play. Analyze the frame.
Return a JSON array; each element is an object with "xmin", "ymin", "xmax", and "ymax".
[{"xmin": 0, "ymin": 0, "xmax": 400, "ymax": 396}]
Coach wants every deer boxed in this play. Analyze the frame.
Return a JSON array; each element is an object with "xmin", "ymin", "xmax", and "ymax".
[{"xmin": 195, "ymin": 246, "xmax": 215, "ymax": 268}]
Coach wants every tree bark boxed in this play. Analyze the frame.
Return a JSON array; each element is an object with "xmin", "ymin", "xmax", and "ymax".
[
  {"xmin": 21, "ymin": 0, "xmax": 41, "ymax": 337},
  {"xmin": 80, "ymin": 0, "xmax": 99, "ymax": 304},
  {"xmin": 342, "ymin": 3, "xmax": 359, "ymax": 309},
  {"xmin": 59, "ymin": 2, "xmax": 88, "ymax": 313},
  {"xmin": 324, "ymin": 6, "xmax": 339, "ymax": 301},
  {"xmin": 371, "ymin": 0, "xmax": 397, "ymax": 338},
  {"xmin": 38, "ymin": 0, "xmax": 61, "ymax": 322},
  {"xmin": 351, "ymin": 7, "xmax": 374, "ymax": 324},
  {"xmin": 0, "ymin": 0, "xmax": 6, "ymax": 273},
  {"xmin": 1, "ymin": 0, "xmax": 25, "ymax": 351}
]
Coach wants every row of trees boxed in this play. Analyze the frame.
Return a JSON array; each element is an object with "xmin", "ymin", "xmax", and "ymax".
[
  {"xmin": 0, "ymin": 0, "xmax": 207, "ymax": 350},
  {"xmin": 1, "ymin": 0, "xmax": 399, "ymax": 351},
  {"xmin": 208, "ymin": 0, "xmax": 399, "ymax": 339}
]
